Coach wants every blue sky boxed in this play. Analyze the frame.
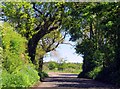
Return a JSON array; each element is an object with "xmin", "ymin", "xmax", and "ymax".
[{"xmin": 43, "ymin": 36, "xmax": 83, "ymax": 63}]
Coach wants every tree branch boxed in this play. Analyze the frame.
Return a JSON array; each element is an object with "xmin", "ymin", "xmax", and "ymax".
[
  {"xmin": 46, "ymin": 31, "xmax": 68, "ymax": 52},
  {"xmin": 61, "ymin": 42, "xmax": 74, "ymax": 46},
  {"xmin": 32, "ymin": 3, "xmax": 42, "ymax": 15}
]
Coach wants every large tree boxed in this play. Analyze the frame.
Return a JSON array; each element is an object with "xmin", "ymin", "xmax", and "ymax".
[
  {"xmin": 68, "ymin": 2, "xmax": 120, "ymax": 85},
  {"xmin": 1, "ymin": 2, "xmax": 70, "ymax": 64}
]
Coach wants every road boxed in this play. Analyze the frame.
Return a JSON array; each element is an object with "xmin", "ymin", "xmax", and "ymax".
[{"xmin": 32, "ymin": 72, "xmax": 118, "ymax": 89}]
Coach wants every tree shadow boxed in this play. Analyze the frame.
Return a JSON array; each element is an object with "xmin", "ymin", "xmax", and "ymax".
[
  {"xmin": 42, "ymin": 76, "xmax": 117, "ymax": 89},
  {"xmin": 58, "ymin": 74, "xmax": 78, "ymax": 77}
]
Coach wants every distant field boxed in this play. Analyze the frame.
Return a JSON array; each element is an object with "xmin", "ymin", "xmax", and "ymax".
[{"xmin": 43, "ymin": 61, "xmax": 83, "ymax": 74}]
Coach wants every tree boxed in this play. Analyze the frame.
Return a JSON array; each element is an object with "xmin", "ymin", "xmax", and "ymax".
[
  {"xmin": 68, "ymin": 2, "xmax": 120, "ymax": 85},
  {"xmin": 36, "ymin": 30, "xmax": 67, "ymax": 72},
  {"xmin": 1, "ymin": 2, "xmax": 70, "ymax": 64}
]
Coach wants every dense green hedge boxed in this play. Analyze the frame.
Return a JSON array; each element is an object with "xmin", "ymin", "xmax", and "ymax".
[
  {"xmin": 1, "ymin": 23, "xmax": 39, "ymax": 88},
  {"xmin": 0, "ymin": 46, "xmax": 3, "ymax": 89}
]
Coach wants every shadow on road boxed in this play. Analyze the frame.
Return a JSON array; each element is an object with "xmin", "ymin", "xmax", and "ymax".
[
  {"xmin": 42, "ymin": 75, "xmax": 116, "ymax": 89},
  {"xmin": 58, "ymin": 74, "xmax": 78, "ymax": 77},
  {"xmin": 32, "ymin": 73, "xmax": 118, "ymax": 89}
]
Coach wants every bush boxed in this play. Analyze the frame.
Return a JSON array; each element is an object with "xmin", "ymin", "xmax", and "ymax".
[
  {"xmin": 2, "ymin": 65, "xmax": 39, "ymax": 87},
  {"xmin": 48, "ymin": 61, "xmax": 57, "ymax": 70},
  {"xmin": 0, "ymin": 47, "xmax": 3, "ymax": 89},
  {"xmin": 38, "ymin": 71, "xmax": 48, "ymax": 80},
  {"xmin": 43, "ymin": 61, "xmax": 83, "ymax": 73},
  {"xmin": 57, "ymin": 61, "xmax": 66, "ymax": 71},
  {"xmin": 1, "ymin": 23, "xmax": 39, "ymax": 88},
  {"xmin": 88, "ymin": 66, "xmax": 102, "ymax": 79}
]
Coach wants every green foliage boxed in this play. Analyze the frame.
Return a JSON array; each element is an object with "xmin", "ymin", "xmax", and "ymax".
[
  {"xmin": 1, "ymin": 23, "xmax": 39, "ymax": 88},
  {"xmin": 1, "ymin": 2, "xmax": 120, "ymax": 86},
  {"xmin": 2, "ymin": 65, "xmax": 39, "ymax": 87},
  {"xmin": 58, "ymin": 62, "xmax": 66, "ymax": 71},
  {"xmin": 35, "ymin": 30, "xmax": 63, "ymax": 72},
  {"xmin": 43, "ymin": 61, "xmax": 82, "ymax": 73},
  {"xmin": 48, "ymin": 61, "xmax": 57, "ymax": 70},
  {"xmin": 38, "ymin": 71, "xmax": 49, "ymax": 79},
  {"xmin": 0, "ymin": 47, "xmax": 3, "ymax": 89},
  {"xmin": 2, "ymin": 23, "xmax": 27, "ymax": 73},
  {"xmin": 64, "ymin": 63, "xmax": 82, "ymax": 73},
  {"xmin": 1, "ymin": 2, "xmax": 70, "ymax": 73},
  {"xmin": 68, "ymin": 2, "xmax": 120, "ymax": 86},
  {"xmin": 1, "ymin": 2, "xmax": 35, "ymax": 38},
  {"xmin": 88, "ymin": 66, "xmax": 102, "ymax": 79}
]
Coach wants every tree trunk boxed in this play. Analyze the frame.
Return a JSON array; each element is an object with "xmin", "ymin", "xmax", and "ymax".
[
  {"xmin": 28, "ymin": 20, "xmax": 58, "ymax": 64},
  {"xmin": 115, "ymin": 25, "xmax": 120, "ymax": 70},
  {"xmin": 27, "ymin": 32, "xmax": 42, "ymax": 64},
  {"xmin": 90, "ymin": 21, "xmax": 93, "ymax": 39},
  {"xmin": 28, "ymin": 39, "xmax": 37, "ymax": 64},
  {"xmin": 38, "ymin": 57, "xmax": 43, "ymax": 72}
]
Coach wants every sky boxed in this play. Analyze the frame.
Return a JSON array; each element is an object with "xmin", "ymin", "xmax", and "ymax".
[{"xmin": 43, "ymin": 35, "xmax": 83, "ymax": 63}]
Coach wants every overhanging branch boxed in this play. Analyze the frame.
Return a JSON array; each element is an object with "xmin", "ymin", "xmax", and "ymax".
[
  {"xmin": 32, "ymin": 3, "xmax": 42, "ymax": 15},
  {"xmin": 61, "ymin": 42, "xmax": 74, "ymax": 46}
]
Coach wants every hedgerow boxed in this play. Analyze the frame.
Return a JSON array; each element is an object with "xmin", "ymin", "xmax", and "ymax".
[{"xmin": 1, "ymin": 23, "xmax": 39, "ymax": 88}]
